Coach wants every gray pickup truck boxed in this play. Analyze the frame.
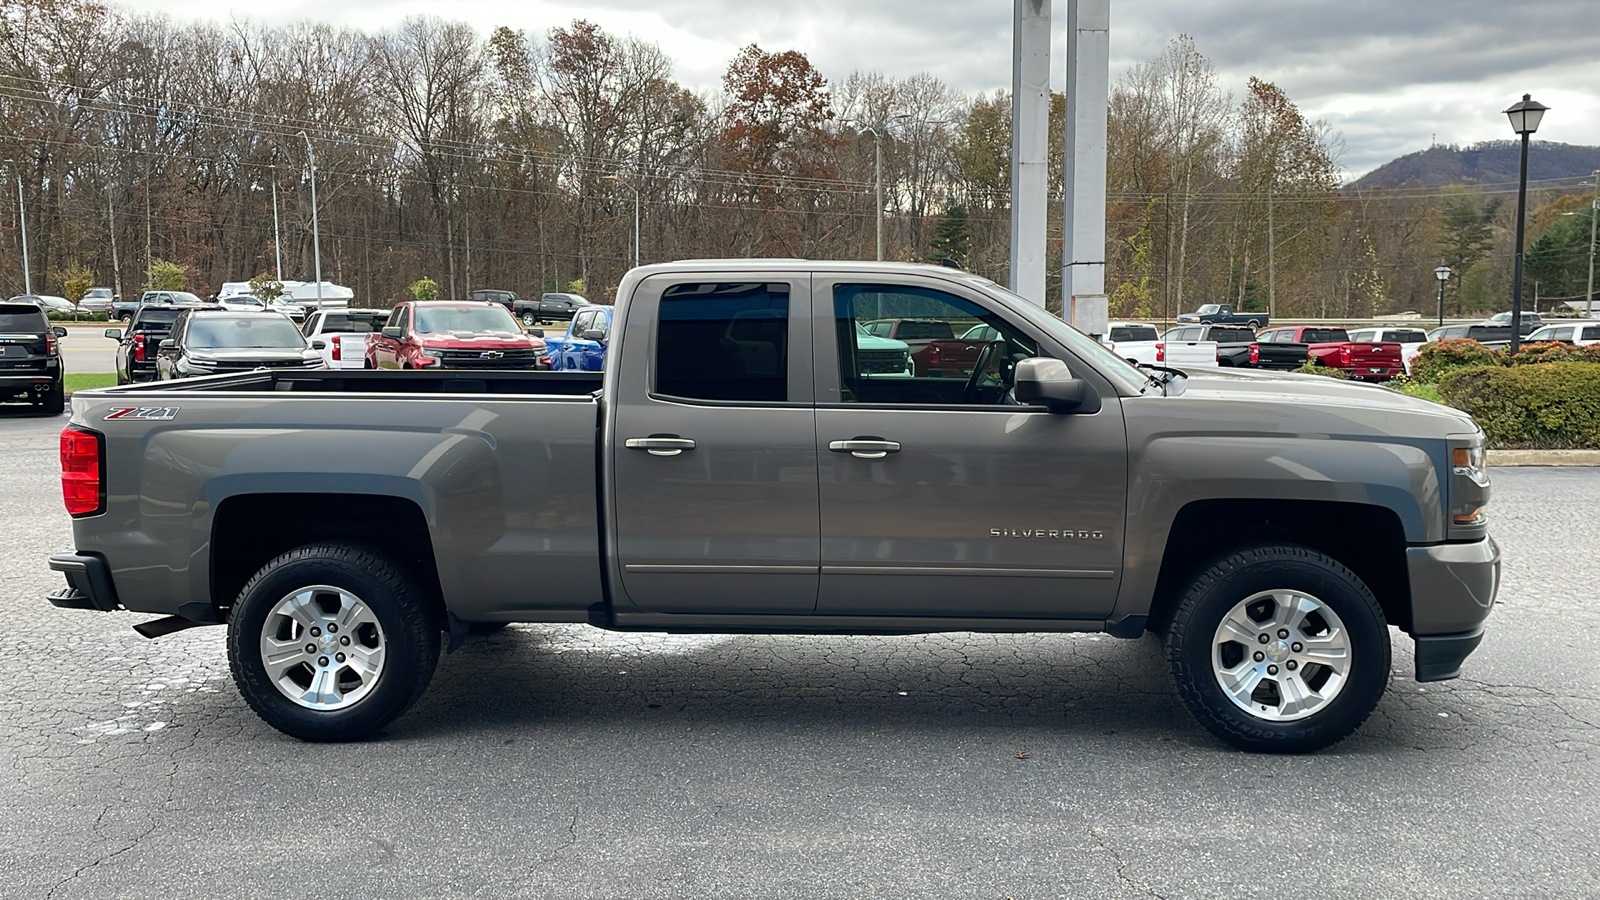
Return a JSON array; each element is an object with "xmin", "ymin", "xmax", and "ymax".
[{"xmin": 47, "ymin": 260, "xmax": 1500, "ymax": 753}]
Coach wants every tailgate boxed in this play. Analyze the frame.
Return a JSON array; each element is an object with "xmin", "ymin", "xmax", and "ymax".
[
  {"xmin": 1166, "ymin": 341, "xmax": 1218, "ymax": 367},
  {"xmin": 1345, "ymin": 342, "xmax": 1402, "ymax": 367}
]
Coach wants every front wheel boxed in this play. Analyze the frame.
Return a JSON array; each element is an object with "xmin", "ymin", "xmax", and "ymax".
[
  {"xmin": 226, "ymin": 543, "xmax": 440, "ymax": 742},
  {"xmin": 1164, "ymin": 544, "xmax": 1389, "ymax": 753}
]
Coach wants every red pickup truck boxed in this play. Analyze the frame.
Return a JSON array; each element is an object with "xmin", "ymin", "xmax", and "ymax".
[
  {"xmin": 367, "ymin": 301, "xmax": 548, "ymax": 370},
  {"xmin": 1255, "ymin": 325, "xmax": 1404, "ymax": 381}
]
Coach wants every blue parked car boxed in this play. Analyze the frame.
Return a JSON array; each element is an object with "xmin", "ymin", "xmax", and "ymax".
[{"xmin": 543, "ymin": 305, "xmax": 613, "ymax": 371}]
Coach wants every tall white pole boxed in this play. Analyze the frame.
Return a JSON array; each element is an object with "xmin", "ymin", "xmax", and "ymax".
[
  {"xmin": 17, "ymin": 176, "xmax": 32, "ymax": 294},
  {"xmin": 1063, "ymin": 0, "xmax": 1110, "ymax": 321},
  {"xmin": 299, "ymin": 132, "xmax": 323, "ymax": 308},
  {"xmin": 633, "ymin": 180, "xmax": 641, "ymax": 267},
  {"xmin": 271, "ymin": 176, "xmax": 283, "ymax": 280},
  {"xmin": 107, "ymin": 191, "xmax": 122, "ymax": 301},
  {"xmin": 1009, "ymin": 0, "xmax": 1049, "ymax": 305}
]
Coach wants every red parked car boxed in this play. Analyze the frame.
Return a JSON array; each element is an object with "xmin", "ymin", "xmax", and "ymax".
[
  {"xmin": 367, "ymin": 301, "xmax": 549, "ymax": 370},
  {"xmin": 1254, "ymin": 325, "xmax": 1404, "ymax": 381}
]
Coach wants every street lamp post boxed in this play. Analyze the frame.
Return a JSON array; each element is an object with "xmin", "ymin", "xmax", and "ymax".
[
  {"xmin": 297, "ymin": 130, "xmax": 324, "ymax": 310},
  {"xmin": 1503, "ymin": 93, "xmax": 1547, "ymax": 355},
  {"xmin": 1434, "ymin": 264, "xmax": 1451, "ymax": 327}
]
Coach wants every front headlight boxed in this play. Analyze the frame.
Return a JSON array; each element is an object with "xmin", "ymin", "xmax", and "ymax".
[
  {"xmin": 1447, "ymin": 433, "xmax": 1490, "ymax": 536},
  {"xmin": 421, "ymin": 349, "xmax": 445, "ymax": 359}
]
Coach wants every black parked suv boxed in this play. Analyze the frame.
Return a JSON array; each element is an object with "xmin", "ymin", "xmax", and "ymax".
[
  {"xmin": 0, "ymin": 302, "xmax": 66, "ymax": 415},
  {"xmin": 108, "ymin": 305, "xmax": 193, "ymax": 384},
  {"xmin": 468, "ymin": 289, "xmax": 518, "ymax": 310},
  {"xmin": 154, "ymin": 309, "xmax": 325, "ymax": 379}
]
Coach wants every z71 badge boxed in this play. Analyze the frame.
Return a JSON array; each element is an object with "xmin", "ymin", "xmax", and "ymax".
[{"xmin": 104, "ymin": 406, "xmax": 179, "ymax": 421}]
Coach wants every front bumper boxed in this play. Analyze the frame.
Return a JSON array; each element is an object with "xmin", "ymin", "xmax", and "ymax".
[
  {"xmin": 1405, "ymin": 535, "xmax": 1501, "ymax": 681},
  {"xmin": 47, "ymin": 552, "xmax": 121, "ymax": 612}
]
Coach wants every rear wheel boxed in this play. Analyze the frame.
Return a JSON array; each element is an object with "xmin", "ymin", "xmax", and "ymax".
[
  {"xmin": 520, "ymin": 311, "xmax": 537, "ymax": 327},
  {"xmin": 226, "ymin": 543, "xmax": 440, "ymax": 742},
  {"xmin": 1165, "ymin": 544, "xmax": 1389, "ymax": 753},
  {"xmin": 1247, "ymin": 319, "xmax": 1262, "ymax": 329}
]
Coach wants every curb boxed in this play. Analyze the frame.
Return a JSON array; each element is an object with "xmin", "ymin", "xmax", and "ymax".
[{"xmin": 1489, "ymin": 449, "xmax": 1600, "ymax": 467}]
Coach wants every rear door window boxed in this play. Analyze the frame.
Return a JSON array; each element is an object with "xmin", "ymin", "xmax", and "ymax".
[
  {"xmin": 655, "ymin": 283, "xmax": 790, "ymax": 402},
  {"xmin": 1583, "ymin": 326, "xmax": 1600, "ymax": 341}
]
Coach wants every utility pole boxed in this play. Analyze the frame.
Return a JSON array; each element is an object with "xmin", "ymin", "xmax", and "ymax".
[
  {"xmin": 107, "ymin": 191, "xmax": 122, "ymax": 301},
  {"xmin": 297, "ymin": 131, "xmax": 323, "ymax": 309},
  {"xmin": 1587, "ymin": 168, "xmax": 1598, "ymax": 318},
  {"xmin": 1267, "ymin": 183, "xmax": 1275, "ymax": 314},
  {"xmin": 17, "ymin": 176, "xmax": 31, "ymax": 294},
  {"xmin": 271, "ymin": 175, "xmax": 283, "ymax": 280},
  {"xmin": 873, "ymin": 132, "xmax": 883, "ymax": 261}
]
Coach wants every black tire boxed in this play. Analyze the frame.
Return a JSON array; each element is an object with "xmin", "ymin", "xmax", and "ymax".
[
  {"xmin": 226, "ymin": 543, "xmax": 440, "ymax": 742},
  {"xmin": 1165, "ymin": 544, "xmax": 1389, "ymax": 753},
  {"xmin": 1247, "ymin": 319, "xmax": 1262, "ymax": 329},
  {"xmin": 520, "ymin": 311, "xmax": 537, "ymax": 327},
  {"xmin": 118, "ymin": 312, "xmax": 133, "ymax": 324}
]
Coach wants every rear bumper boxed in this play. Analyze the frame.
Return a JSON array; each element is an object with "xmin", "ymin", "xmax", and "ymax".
[
  {"xmin": 47, "ymin": 552, "xmax": 121, "ymax": 612},
  {"xmin": 1345, "ymin": 366, "xmax": 1405, "ymax": 381},
  {"xmin": 1405, "ymin": 536, "xmax": 1500, "ymax": 681}
]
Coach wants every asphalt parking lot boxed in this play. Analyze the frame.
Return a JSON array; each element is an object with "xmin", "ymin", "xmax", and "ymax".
[{"xmin": 1, "ymin": 407, "xmax": 1596, "ymax": 899}]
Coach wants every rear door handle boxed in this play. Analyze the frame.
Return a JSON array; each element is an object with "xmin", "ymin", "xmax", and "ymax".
[
  {"xmin": 625, "ymin": 436, "xmax": 696, "ymax": 457},
  {"xmin": 828, "ymin": 439, "xmax": 901, "ymax": 460}
]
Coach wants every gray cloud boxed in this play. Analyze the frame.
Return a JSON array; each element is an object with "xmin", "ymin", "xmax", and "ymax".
[{"xmin": 118, "ymin": 0, "xmax": 1600, "ymax": 177}]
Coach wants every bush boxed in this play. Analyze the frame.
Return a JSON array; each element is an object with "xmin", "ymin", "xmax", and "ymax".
[
  {"xmin": 1411, "ymin": 338, "xmax": 1505, "ymax": 383},
  {"xmin": 1506, "ymin": 341, "xmax": 1583, "ymax": 366},
  {"xmin": 145, "ymin": 258, "xmax": 186, "ymax": 291},
  {"xmin": 1294, "ymin": 359, "xmax": 1349, "ymax": 379},
  {"xmin": 1437, "ymin": 362, "xmax": 1600, "ymax": 449},
  {"xmin": 409, "ymin": 278, "xmax": 438, "ymax": 301}
]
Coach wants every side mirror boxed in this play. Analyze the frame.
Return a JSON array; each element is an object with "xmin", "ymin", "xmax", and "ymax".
[
  {"xmin": 312, "ymin": 340, "xmax": 326, "ymax": 350},
  {"xmin": 581, "ymin": 329, "xmax": 607, "ymax": 343},
  {"xmin": 381, "ymin": 326, "xmax": 403, "ymax": 340},
  {"xmin": 1013, "ymin": 357, "xmax": 1092, "ymax": 413},
  {"xmin": 52, "ymin": 326, "xmax": 68, "ymax": 338},
  {"xmin": 527, "ymin": 327, "xmax": 545, "ymax": 338},
  {"xmin": 104, "ymin": 328, "xmax": 122, "ymax": 341}
]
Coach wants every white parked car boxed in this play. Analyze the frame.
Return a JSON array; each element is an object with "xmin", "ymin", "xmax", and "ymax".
[
  {"xmin": 218, "ymin": 296, "xmax": 268, "ymax": 313},
  {"xmin": 1348, "ymin": 327, "xmax": 1429, "ymax": 374},
  {"xmin": 1526, "ymin": 320, "xmax": 1600, "ymax": 347},
  {"xmin": 301, "ymin": 308, "xmax": 390, "ymax": 369}
]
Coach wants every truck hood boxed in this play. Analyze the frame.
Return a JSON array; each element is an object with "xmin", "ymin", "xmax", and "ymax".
[
  {"xmin": 855, "ymin": 333, "xmax": 910, "ymax": 352},
  {"xmin": 415, "ymin": 332, "xmax": 545, "ymax": 351},
  {"xmin": 1166, "ymin": 365, "xmax": 1473, "ymax": 432}
]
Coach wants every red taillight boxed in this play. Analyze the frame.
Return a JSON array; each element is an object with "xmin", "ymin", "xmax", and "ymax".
[
  {"xmin": 134, "ymin": 333, "xmax": 146, "ymax": 362},
  {"xmin": 1249, "ymin": 343, "xmax": 1259, "ymax": 364},
  {"xmin": 1338, "ymin": 346, "xmax": 1351, "ymax": 366},
  {"xmin": 46, "ymin": 331, "xmax": 58, "ymax": 355},
  {"xmin": 332, "ymin": 335, "xmax": 342, "ymax": 361},
  {"xmin": 61, "ymin": 427, "xmax": 103, "ymax": 517},
  {"xmin": 1155, "ymin": 341, "xmax": 1165, "ymax": 362}
]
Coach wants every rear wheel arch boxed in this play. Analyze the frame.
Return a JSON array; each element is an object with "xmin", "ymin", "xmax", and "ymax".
[{"xmin": 211, "ymin": 493, "xmax": 442, "ymax": 624}]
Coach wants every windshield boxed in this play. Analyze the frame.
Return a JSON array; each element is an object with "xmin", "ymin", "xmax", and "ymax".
[
  {"xmin": 964, "ymin": 278, "xmax": 1152, "ymax": 394},
  {"xmin": 170, "ymin": 292, "xmax": 203, "ymax": 305},
  {"xmin": 414, "ymin": 305, "xmax": 520, "ymax": 334},
  {"xmin": 188, "ymin": 316, "xmax": 308, "ymax": 350},
  {"xmin": 1197, "ymin": 304, "xmax": 1222, "ymax": 314}
]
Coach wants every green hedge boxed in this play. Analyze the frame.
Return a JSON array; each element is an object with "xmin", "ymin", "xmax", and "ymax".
[
  {"xmin": 1410, "ymin": 339, "xmax": 1505, "ymax": 383},
  {"xmin": 1437, "ymin": 362, "xmax": 1600, "ymax": 449}
]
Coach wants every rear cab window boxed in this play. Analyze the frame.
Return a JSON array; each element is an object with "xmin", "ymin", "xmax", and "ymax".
[{"xmin": 655, "ymin": 283, "xmax": 791, "ymax": 403}]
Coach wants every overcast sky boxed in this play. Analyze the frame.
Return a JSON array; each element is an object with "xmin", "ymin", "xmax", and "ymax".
[{"xmin": 118, "ymin": 0, "xmax": 1600, "ymax": 180}]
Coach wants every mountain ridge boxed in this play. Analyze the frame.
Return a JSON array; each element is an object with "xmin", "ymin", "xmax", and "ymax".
[{"xmin": 1347, "ymin": 141, "xmax": 1600, "ymax": 190}]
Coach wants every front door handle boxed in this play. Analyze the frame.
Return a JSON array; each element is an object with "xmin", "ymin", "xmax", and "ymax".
[
  {"xmin": 828, "ymin": 439, "xmax": 901, "ymax": 460},
  {"xmin": 625, "ymin": 436, "xmax": 696, "ymax": 457}
]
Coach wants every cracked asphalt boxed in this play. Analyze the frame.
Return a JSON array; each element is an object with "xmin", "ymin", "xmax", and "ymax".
[{"xmin": 2, "ymin": 407, "xmax": 1597, "ymax": 898}]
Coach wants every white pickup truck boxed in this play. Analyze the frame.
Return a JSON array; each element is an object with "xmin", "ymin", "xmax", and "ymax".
[
  {"xmin": 1100, "ymin": 322, "xmax": 1162, "ymax": 365},
  {"xmin": 300, "ymin": 309, "xmax": 390, "ymax": 370},
  {"xmin": 1157, "ymin": 326, "xmax": 1221, "ymax": 368}
]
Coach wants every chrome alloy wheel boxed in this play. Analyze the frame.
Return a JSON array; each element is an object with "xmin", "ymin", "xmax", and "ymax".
[
  {"xmin": 1211, "ymin": 589, "xmax": 1351, "ymax": 722},
  {"xmin": 258, "ymin": 585, "xmax": 387, "ymax": 711}
]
